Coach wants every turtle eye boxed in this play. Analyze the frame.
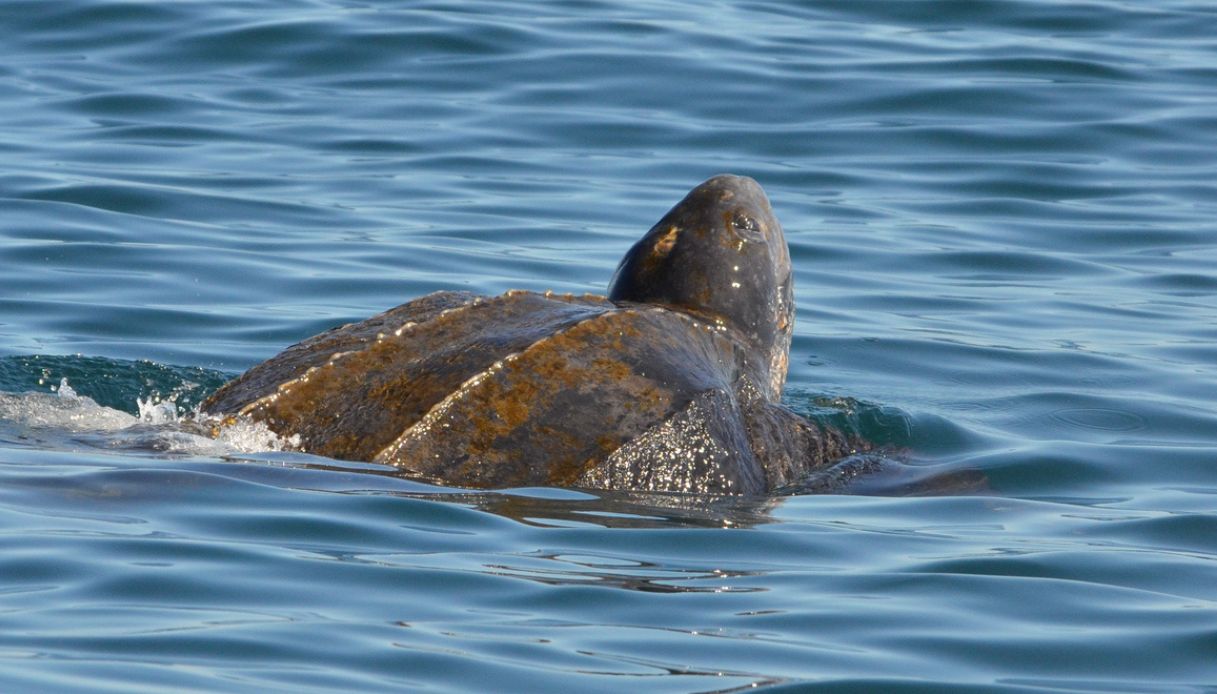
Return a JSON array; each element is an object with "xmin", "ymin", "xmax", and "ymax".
[{"xmin": 731, "ymin": 213, "xmax": 764, "ymax": 241}]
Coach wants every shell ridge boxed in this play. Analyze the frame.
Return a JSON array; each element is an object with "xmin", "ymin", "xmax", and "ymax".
[
  {"xmin": 204, "ymin": 290, "xmax": 481, "ymax": 415},
  {"xmin": 373, "ymin": 307, "xmax": 644, "ymax": 466},
  {"xmin": 229, "ymin": 291, "xmax": 598, "ymax": 419},
  {"xmin": 234, "ymin": 291, "xmax": 618, "ymax": 461}
]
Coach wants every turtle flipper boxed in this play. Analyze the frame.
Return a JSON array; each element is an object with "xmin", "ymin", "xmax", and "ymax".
[
  {"xmin": 743, "ymin": 402, "xmax": 854, "ymax": 489},
  {"xmin": 579, "ymin": 388, "xmax": 767, "ymax": 495}
]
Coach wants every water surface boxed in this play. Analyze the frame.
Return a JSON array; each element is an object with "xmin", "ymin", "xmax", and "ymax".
[{"xmin": 2, "ymin": 1, "xmax": 1215, "ymax": 691}]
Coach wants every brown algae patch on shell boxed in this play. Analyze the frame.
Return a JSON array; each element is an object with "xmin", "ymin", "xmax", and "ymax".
[
  {"xmin": 202, "ymin": 290, "xmax": 482, "ymax": 415},
  {"xmin": 374, "ymin": 306, "xmax": 739, "ymax": 488},
  {"xmin": 232, "ymin": 292, "xmax": 616, "ymax": 461}
]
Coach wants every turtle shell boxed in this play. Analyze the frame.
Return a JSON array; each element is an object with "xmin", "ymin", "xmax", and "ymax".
[
  {"xmin": 203, "ymin": 174, "xmax": 859, "ymax": 494},
  {"xmin": 202, "ymin": 290, "xmax": 850, "ymax": 494}
]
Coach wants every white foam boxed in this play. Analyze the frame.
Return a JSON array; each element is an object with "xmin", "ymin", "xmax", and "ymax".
[
  {"xmin": 0, "ymin": 384, "xmax": 137, "ymax": 432},
  {"xmin": 137, "ymin": 395, "xmax": 181, "ymax": 425},
  {"xmin": 211, "ymin": 417, "xmax": 301, "ymax": 454},
  {"xmin": 0, "ymin": 379, "xmax": 300, "ymax": 458}
]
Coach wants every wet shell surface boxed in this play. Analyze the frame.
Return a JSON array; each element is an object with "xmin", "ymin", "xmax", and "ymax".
[{"xmin": 202, "ymin": 175, "xmax": 857, "ymax": 494}]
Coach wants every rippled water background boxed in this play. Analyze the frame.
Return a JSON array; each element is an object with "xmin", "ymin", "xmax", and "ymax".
[{"xmin": 2, "ymin": 1, "xmax": 1216, "ymax": 691}]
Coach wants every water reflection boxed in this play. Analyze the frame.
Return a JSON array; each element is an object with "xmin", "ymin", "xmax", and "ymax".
[
  {"xmin": 208, "ymin": 452, "xmax": 987, "ymax": 530},
  {"xmin": 482, "ymin": 550, "xmax": 765, "ymax": 594}
]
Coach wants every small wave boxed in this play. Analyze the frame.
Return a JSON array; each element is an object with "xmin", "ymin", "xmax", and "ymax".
[
  {"xmin": 0, "ymin": 354, "xmax": 232, "ymax": 416},
  {"xmin": 0, "ymin": 376, "xmax": 296, "ymax": 458},
  {"xmin": 0, "ymin": 377, "xmax": 137, "ymax": 432}
]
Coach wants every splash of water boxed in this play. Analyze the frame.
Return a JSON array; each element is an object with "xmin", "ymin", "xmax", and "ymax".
[
  {"xmin": 1, "ymin": 376, "xmax": 297, "ymax": 457},
  {"xmin": 55, "ymin": 376, "xmax": 78, "ymax": 400},
  {"xmin": 136, "ymin": 394, "xmax": 181, "ymax": 425}
]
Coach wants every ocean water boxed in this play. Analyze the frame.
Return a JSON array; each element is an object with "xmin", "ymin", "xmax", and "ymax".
[{"xmin": 2, "ymin": 0, "xmax": 1216, "ymax": 690}]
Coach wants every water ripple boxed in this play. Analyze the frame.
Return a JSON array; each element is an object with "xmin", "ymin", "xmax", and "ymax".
[{"xmin": 3, "ymin": 0, "xmax": 1217, "ymax": 690}]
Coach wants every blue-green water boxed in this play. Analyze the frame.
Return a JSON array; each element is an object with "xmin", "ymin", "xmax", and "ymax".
[{"xmin": 2, "ymin": 1, "xmax": 1216, "ymax": 690}]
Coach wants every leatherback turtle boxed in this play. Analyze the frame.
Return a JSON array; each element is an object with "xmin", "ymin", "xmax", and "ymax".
[{"xmin": 203, "ymin": 175, "xmax": 859, "ymax": 494}]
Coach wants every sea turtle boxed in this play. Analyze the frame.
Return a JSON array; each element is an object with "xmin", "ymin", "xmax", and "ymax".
[{"xmin": 202, "ymin": 175, "xmax": 860, "ymax": 494}]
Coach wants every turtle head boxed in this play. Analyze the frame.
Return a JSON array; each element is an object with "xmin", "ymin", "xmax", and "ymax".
[{"xmin": 608, "ymin": 174, "xmax": 794, "ymax": 399}]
